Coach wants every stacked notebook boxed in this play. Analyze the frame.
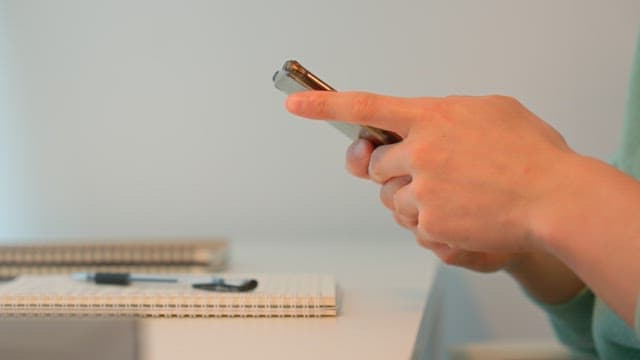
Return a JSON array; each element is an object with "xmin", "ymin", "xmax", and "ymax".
[
  {"xmin": 0, "ymin": 273, "xmax": 337, "ymax": 318},
  {"xmin": 0, "ymin": 239, "xmax": 229, "ymax": 277}
]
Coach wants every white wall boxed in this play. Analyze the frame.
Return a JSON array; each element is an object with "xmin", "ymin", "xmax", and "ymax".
[
  {"xmin": 1, "ymin": 0, "xmax": 639, "ymax": 340},
  {"xmin": 0, "ymin": 1, "xmax": 31, "ymax": 236}
]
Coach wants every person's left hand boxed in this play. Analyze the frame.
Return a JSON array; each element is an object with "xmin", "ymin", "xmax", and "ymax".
[{"xmin": 287, "ymin": 92, "xmax": 579, "ymax": 253}]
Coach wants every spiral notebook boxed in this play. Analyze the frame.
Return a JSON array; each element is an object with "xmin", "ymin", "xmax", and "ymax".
[
  {"xmin": 0, "ymin": 239, "xmax": 228, "ymax": 277},
  {"xmin": 0, "ymin": 273, "xmax": 336, "ymax": 318}
]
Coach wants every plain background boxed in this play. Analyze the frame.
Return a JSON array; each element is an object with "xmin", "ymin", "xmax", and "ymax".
[{"xmin": 1, "ymin": 0, "xmax": 640, "ymax": 340}]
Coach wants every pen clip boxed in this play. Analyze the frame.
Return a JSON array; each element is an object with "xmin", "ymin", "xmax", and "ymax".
[{"xmin": 192, "ymin": 278, "xmax": 258, "ymax": 292}]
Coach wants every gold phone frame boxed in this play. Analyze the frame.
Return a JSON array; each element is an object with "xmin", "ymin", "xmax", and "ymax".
[{"xmin": 273, "ymin": 60, "xmax": 402, "ymax": 145}]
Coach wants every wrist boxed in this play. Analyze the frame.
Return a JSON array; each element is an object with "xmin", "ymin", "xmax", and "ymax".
[
  {"xmin": 504, "ymin": 251, "xmax": 586, "ymax": 304},
  {"xmin": 527, "ymin": 153, "xmax": 640, "ymax": 256},
  {"xmin": 525, "ymin": 153, "xmax": 640, "ymax": 321},
  {"xmin": 503, "ymin": 251, "xmax": 536, "ymax": 276},
  {"xmin": 526, "ymin": 153, "xmax": 606, "ymax": 252}
]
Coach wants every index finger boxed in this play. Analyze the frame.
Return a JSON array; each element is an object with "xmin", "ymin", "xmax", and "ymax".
[{"xmin": 286, "ymin": 91, "xmax": 421, "ymax": 137}]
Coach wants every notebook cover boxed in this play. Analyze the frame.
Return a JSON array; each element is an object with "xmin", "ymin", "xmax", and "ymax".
[{"xmin": 0, "ymin": 274, "xmax": 336, "ymax": 318}]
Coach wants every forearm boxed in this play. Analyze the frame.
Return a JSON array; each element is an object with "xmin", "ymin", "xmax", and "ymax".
[
  {"xmin": 505, "ymin": 251, "xmax": 585, "ymax": 304},
  {"xmin": 531, "ymin": 154, "xmax": 640, "ymax": 326}
]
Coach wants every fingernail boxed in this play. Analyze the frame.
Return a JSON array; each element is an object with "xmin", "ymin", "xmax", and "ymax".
[
  {"xmin": 347, "ymin": 139, "xmax": 366, "ymax": 160},
  {"xmin": 353, "ymin": 138, "xmax": 369, "ymax": 155}
]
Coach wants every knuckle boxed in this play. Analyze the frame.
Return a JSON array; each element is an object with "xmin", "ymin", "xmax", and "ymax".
[
  {"xmin": 392, "ymin": 185, "xmax": 415, "ymax": 214},
  {"xmin": 442, "ymin": 95, "xmax": 466, "ymax": 105},
  {"xmin": 368, "ymin": 148, "xmax": 387, "ymax": 182},
  {"xmin": 488, "ymin": 94, "xmax": 520, "ymax": 106},
  {"xmin": 391, "ymin": 188, "xmax": 402, "ymax": 210},
  {"xmin": 417, "ymin": 209, "xmax": 443, "ymax": 239},
  {"xmin": 392, "ymin": 213, "xmax": 404, "ymax": 226},
  {"xmin": 438, "ymin": 96, "xmax": 466, "ymax": 115},
  {"xmin": 414, "ymin": 234, "xmax": 432, "ymax": 249},
  {"xmin": 394, "ymin": 213, "xmax": 417, "ymax": 229},
  {"xmin": 411, "ymin": 186, "xmax": 427, "ymax": 205},
  {"xmin": 410, "ymin": 179, "xmax": 433, "ymax": 203},
  {"xmin": 440, "ymin": 252, "xmax": 459, "ymax": 266},
  {"xmin": 406, "ymin": 142, "xmax": 429, "ymax": 169},
  {"xmin": 407, "ymin": 139, "xmax": 451, "ymax": 174},
  {"xmin": 368, "ymin": 166, "xmax": 382, "ymax": 183},
  {"xmin": 389, "ymin": 179, "xmax": 412, "ymax": 213},
  {"xmin": 379, "ymin": 186, "xmax": 394, "ymax": 210}
]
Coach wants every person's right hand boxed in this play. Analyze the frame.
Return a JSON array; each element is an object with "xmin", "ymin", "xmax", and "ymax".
[
  {"xmin": 348, "ymin": 136, "xmax": 586, "ymax": 302},
  {"xmin": 347, "ymin": 138, "xmax": 525, "ymax": 273}
]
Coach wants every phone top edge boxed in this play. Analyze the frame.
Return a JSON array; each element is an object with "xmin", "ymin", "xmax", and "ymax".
[
  {"xmin": 273, "ymin": 69, "xmax": 309, "ymax": 94},
  {"xmin": 273, "ymin": 60, "xmax": 403, "ymax": 145}
]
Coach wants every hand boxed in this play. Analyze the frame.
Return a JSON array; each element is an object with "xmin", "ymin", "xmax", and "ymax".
[
  {"xmin": 288, "ymin": 92, "xmax": 578, "ymax": 253},
  {"xmin": 347, "ymin": 138, "xmax": 525, "ymax": 273}
]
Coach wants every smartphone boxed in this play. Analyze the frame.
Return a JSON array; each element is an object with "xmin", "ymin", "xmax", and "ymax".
[{"xmin": 273, "ymin": 60, "xmax": 402, "ymax": 145}]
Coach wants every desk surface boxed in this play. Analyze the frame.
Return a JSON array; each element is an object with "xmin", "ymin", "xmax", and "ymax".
[{"xmin": 139, "ymin": 236, "xmax": 437, "ymax": 359}]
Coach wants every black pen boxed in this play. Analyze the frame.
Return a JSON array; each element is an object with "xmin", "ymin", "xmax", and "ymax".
[{"xmin": 71, "ymin": 272, "xmax": 258, "ymax": 292}]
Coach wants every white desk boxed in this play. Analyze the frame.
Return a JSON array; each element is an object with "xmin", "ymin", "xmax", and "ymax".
[{"xmin": 139, "ymin": 236, "xmax": 439, "ymax": 359}]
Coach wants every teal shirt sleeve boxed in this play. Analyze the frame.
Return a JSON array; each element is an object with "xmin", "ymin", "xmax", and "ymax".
[
  {"xmin": 527, "ymin": 289, "xmax": 598, "ymax": 358},
  {"xmin": 611, "ymin": 31, "xmax": 640, "ymax": 340},
  {"xmin": 617, "ymin": 31, "xmax": 640, "ymax": 178},
  {"xmin": 526, "ymin": 31, "xmax": 640, "ymax": 359},
  {"xmin": 636, "ymin": 295, "xmax": 640, "ymax": 339}
]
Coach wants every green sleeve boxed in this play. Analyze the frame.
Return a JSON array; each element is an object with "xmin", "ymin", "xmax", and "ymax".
[
  {"xmin": 527, "ymin": 288, "xmax": 598, "ymax": 358},
  {"xmin": 617, "ymin": 31, "xmax": 640, "ymax": 178},
  {"xmin": 636, "ymin": 294, "xmax": 640, "ymax": 339}
]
